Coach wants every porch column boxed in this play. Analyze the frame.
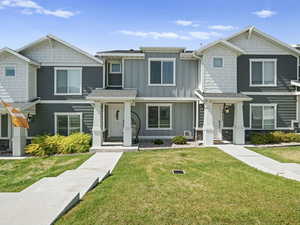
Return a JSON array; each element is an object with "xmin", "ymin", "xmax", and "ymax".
[
  {"xmin": 12, "ymin": 127, "xmax": 26, "ymax": 157},
  {"xmin": 123, "ymin": 101, "xmax": 132, "ymax": 147},
  {"xmin": 91, "ymin": 102, "xmax": 103, "ymax": 149},
  {"xmin": 233, "ymin": 102, "xmax": 245, "ymax": 144},
  {"xmin": 203, "ymin": 101, "xmax": 214, "ymax": 146}
]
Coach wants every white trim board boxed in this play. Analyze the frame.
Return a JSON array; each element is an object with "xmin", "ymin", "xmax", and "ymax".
[{"xmin": 241, "ymin": 92, "xmax": 297, "ymax": 96}]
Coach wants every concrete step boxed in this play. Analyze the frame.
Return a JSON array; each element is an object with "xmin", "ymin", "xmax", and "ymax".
[
  {"xmin": 0, "ymin": 191, "xmax": 79, "ymax": 225},
  {"xmin": 22, "ymin": 176, "xmax": 99, "ymax": 199},
  {"xmin": 59, "ymin": 169, "xmax": 109, "ymax": 183}
]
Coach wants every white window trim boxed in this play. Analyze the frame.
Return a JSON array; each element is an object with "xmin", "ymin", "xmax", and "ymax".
[
  {"xmin": 54, "ymin": 67, "xmax": 82, "ymax": 96},
  {"xmin": 54, "ymin": 112, "xmax": 83, "ymax": 135},
  {"xmin": 109, "ymin": 61, "xmax": 122, "ymax": 74},
  {"xmin": 146, "ymin": 103, "xmax": 172, "ymax": 130},
  {"xmin": 2, "ymin": 65, "xmax": 16, "ymax": 77},
  {"xmin": 148, "ymin": 58, "xmax": 176, "ymax": 86},
  {"xmin": 212, "ymin": 57, "xmax": 224, "ymax": 68},
  {"xmin": 250, "ymin": 104, "xmax": 277, "ymax": 130},
  {"xmin": 249, "ymin": 58, "xmax": 277, "ymax": 87}
]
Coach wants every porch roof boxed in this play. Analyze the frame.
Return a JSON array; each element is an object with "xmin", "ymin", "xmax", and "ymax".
[
  {"xmin": 195, "ymin": 90, "xmax": 252, "ymax": 102},
  {"xmin": 87, "ymin": 88, "xmax": 137, "ymax": 101}
]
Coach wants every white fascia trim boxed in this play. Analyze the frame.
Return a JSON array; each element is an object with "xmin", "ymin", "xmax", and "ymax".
[
  {"xmin": 136, "ymin": 97, "xmax": 197, "ymax": 102},
  {"xmin": 17, "ymin": 35, "xmax": 103, "ymax": 65},
  {"xmin": 140, "ymin": 47, "xmax": 185, "ymax": 53},
  {"xmin": 0, "ymin": 47, "xmax": 40, "ymax": 66},
  {"xmin": 54, "ymin": 67, "xmax": 83, "ymax": 96},
  {"xmin": 39, "ymin": 100, "xmax": 92, "ymax": 104},
  {"xmin": 195, "ymin": 40, "xmax": 246, "ymax": 55},
  {"xmin": 180, "ymin": 53, "xmax": 198, "ymax": 60},
  {"xmin": 97, "ymin": 53, "xmax": 145, "ymax": 58},
  {"xmin": 86, "ymin": 97, "xmax": 135, "ymax": 102},
  {"xmin": 242, "ymin": 92, "xmax": 297, "ymax": 96},
  {"xmin": 291, "ymin": 80, "xmax": 300, "ymax": 87},
  {"xmin": 41, "ymin": 63, "xmax": 102, "ymax": 67},
  {"xmin": 146, "ymin": 103, "xmax": 173, "ymax": 130}
]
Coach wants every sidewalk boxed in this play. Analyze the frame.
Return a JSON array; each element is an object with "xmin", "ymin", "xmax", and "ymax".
[
  {"xmin": 0, "ymin": 152, "xmax": 123, "ymax": 225},
  {"xmin": 218, "ymin": 145, "xmax": 300, "ymax": 182}
]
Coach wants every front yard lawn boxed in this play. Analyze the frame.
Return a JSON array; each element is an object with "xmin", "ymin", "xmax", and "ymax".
[
  {"xmin": 56, "ymin": 148, "xmax": 300, "ymax": 225},
  {"xmin": 250, "ymin": 146, "xmax": 300, "ymax": 163},
  {"xmin": 0, "ymin": 153, "xmax": 92, "ymax": 192}
]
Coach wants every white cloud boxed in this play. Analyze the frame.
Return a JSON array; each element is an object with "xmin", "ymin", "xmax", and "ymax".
[
  {"xmin": 119, "ymin": 30, "xmax": 222, "ymax": 41},
  {"xmin": 253, "ymin": 9, "xmax": 276, "ymax": 18},
  {"xmin": 119, "ymin": 30, "xmax": 191, "ymax": 40},
  {"xmin": 189, "ymin": 31, "xmax": 221, "ymax": 40},
  {"xmin": 175, "ymin": 20, "xmax": 199, "ymax": 27},
  {"xmin": 208, "ymin": 25, "xmax": 237, "ymax": 31},
  {"xmin": 0, "ymin": 0, "xmax": 77, "ymax": 18}
]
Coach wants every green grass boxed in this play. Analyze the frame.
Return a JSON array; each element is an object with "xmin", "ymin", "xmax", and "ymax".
[
  {"xmin": 0, "ymin": 153, "xmax": 92, "ymax": 192},
  {"xmin": 249, "ymin": 146, "xmax": 300, "ymax": 163},
  {"xmin": 56, "ymin": 148, "xmax": 300, "ymax": 225}
]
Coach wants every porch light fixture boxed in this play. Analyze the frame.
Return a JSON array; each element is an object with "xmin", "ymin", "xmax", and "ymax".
[
  {"xmin": 27, "ymin": 113, "xmax": 34, "ymax": 123},
  {"xmin": 223, "ymin": 104, "xmax": 231, "ymax": 114}
]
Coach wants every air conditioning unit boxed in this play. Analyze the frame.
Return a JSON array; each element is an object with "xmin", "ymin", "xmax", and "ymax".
[{"xmin": 183, "ymin": 130, "xmax": 192, "ymax": 138}]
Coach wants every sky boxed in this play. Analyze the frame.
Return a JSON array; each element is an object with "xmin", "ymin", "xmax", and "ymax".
[{"xmin": 0, "ymin": 0, "xmax": 299, "ymax": 54}]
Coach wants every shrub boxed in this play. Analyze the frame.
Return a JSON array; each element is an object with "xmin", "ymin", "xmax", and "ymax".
[
  {"xmin": 153, "ymin": 139, "xmax": 164, "ymax": 145},
  {"xmin": 25, "ymin": 133, "xmax": 91, "ymax": 156},
  {"xmin": 172, "ymin": 136, "xmax": 187, "ymax": 145},
  {"xmin": 250, "ymin": 132, "xmax": 300, "ymax": 145}
]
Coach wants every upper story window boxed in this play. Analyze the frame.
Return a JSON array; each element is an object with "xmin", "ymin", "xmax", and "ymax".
[
  {"xmin": 250, "ymin": 104, "xmax": 276, "ymax": 129},
  {"xmin": 4, "ymin": 66, "xmax": 16, "ymax": 77},
  {"xmin": 148, "ymin": 58, "xmax": 176, "ymax": 86},
  {"xmin": 250, "ymin": 59, "xmax": 277, "ymax": 86},
  {"xmin": 55, "ymin": 67, "xmax": 82, "ymax": 95},
  {"xmin": 213, "ymin": 57, "xmax": 223, "ymax": 68},
  {"xmin": 146, "ymin": 104, "xmax": 172, "ymax": 130},
  {"xmin": 110, "ymin": 62, "xmax": 122, "ymax": 73}
]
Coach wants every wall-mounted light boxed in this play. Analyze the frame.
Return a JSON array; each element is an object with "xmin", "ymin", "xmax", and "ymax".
[
  {"xmin": 223, "ymin": 104, "xmax": 232, "ymax": 114},
  {"xmin": 27, "ymin": 113, "xmax": 34, "ymax": 123}
]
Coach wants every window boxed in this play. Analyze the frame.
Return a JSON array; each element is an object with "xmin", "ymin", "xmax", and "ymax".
[
  {"xmin": 250, "ymin": 59, "xmax": 277, "ymax": 86},
  {"xmin": 149, "ymin": 58, "xmax": 175, "ymax": 85},
  {"xmin": 146, "ymin": 104, "xmax": 172, "ymax": 129},
  {"xmin": 213, "ymin": 57, "xmax": 223, "ymax": 68},
  {"xmin": 55, "ymin": 68, "xmax": 82, "ymax": 95},
  {"xmin": 4, "ymin": 66, "xmax": 16, "ymax": 76},
  {"xmin": 55, "ymin": 113, "xmax": 82, "ymax": 136},
  {"xmin": 110, "ymin": 62, "xmax": 121, "ymax": 73},
  {"xmin": 251, "ymin": 104, "xmax": 276, "ymax": 129}
]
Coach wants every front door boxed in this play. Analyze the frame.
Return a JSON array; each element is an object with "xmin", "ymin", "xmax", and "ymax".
[
  {"xmin": 213, "ymin": 104, "xmax": 223, "ymax": 140},
  {"xmin": 108, "ymin": 104, "xmax": 124, "ymax": 137}
]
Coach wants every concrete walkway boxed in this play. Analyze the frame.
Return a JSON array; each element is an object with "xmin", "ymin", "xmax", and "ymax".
[
  {"xmin": 0, "ymin": 152, "xmax": 123, "ymax": 225},
  {"xmin": 218, "ymin": 145, "xmax": 300, "ymax": 182}
]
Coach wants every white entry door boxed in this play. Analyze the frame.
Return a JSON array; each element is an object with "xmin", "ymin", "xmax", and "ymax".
[
  {"xmin": 108, "ymin": 104, "xmax": 124, "ymax": 137},
  {"xmin": 213, "ymin": 104, "xmax": 223, "ymax": 140}
]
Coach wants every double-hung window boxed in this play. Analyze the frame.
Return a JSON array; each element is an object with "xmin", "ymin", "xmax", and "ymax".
[
  {"xmin": 251, "ymin": 104, "xmax": 276, "ymax": 129},
  {"xmin": 250, "ymin": 59, "xmax": 277, "ymax": 86},
  {"xmin": 146, "ymin": 104, "xmax": 172, "ymax": 129},
  {"xmin": 55, "ymin": 113, "xmax": 82, "ymax": 136},
  {"xmin": 4, "ymin": 66, "xmax": 16, "ymax": 77},
  {"xmin": 149, "ymin": 58, "xmax": 175, "ymax": 86},
  {"xmin": 55, "ymin": 67, "xmax": 82, "ymax": 95}
]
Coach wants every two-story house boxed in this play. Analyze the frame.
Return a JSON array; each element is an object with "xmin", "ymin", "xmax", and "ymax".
[{"xmin": 1, "ymin": 26, "xmax": 300, "ymax": 156}]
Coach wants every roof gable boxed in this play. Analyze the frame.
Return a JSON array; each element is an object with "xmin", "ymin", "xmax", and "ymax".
[
  {"xmin": 195, "ymin": 40, "xmax": 246, "ymax": 55},
  {"xmin": 18, "ymin": 35, "xmax": 102, "ymax": 65},
  {"xmin": 0, "ymin": 48, "xmax": 40, "ymax": 66}
]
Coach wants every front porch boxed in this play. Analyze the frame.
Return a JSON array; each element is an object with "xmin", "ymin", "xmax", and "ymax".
[
  {"xmin": 87, "ymin": 88, "xmax": 139, "ymax": 151},
  {"xmin": 195, "ymin": 91, "xmax": 252, "ymax": 146}
]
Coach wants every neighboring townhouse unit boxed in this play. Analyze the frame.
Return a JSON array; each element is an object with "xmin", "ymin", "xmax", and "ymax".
[{"xmin": 1, "ymin": 26, "xmax": 300, "ymax": 155}]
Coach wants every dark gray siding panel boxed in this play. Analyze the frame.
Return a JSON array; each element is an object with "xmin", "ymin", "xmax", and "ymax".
[
  {"xmin": 1, "ymin": 114, "xmax": 8, "ymax": 137},
  {"xmin": 133, "ymin": 102, "xmax": 194, "ymax": 137},
  {"xmin": 237, "ymin": 55, "xmax": 297, "ymax": 92},
  {"xmin": 125, "ymin": 53, "xmax": 198, "ymax": 97},
  {"xmin": 28, "ymin": 103, "xmax": 93, "ymax": 136},
  {"xmin": 243, "ymin": 95, "xmax": 296, "ymax": 128},
  {"xmin": 37, "ymin": 66, "xmax": 103, "ymax": 100}
]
